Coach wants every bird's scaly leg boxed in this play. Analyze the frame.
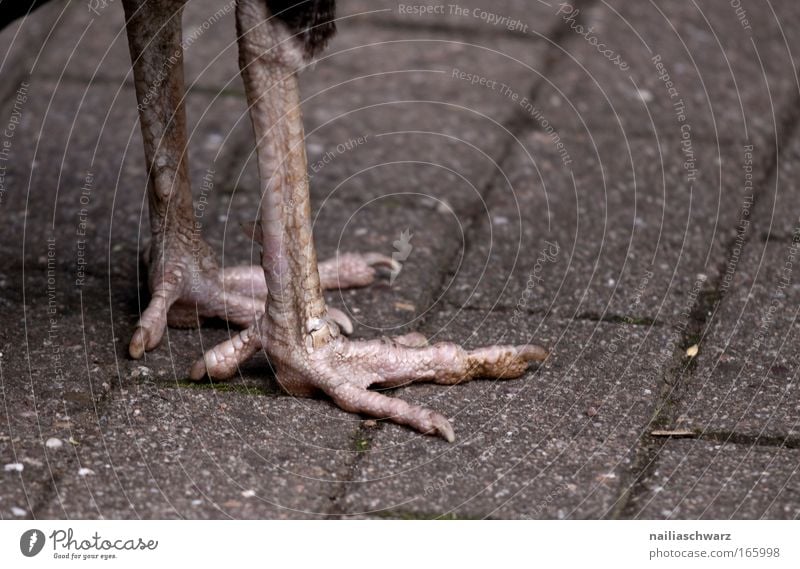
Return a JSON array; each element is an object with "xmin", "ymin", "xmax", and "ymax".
[{"xmin": 190, "ymin": 0, "xmax": 547, "ymax": 441}]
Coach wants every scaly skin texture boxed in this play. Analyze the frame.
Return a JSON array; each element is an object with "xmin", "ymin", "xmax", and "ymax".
[
  {"xmin": 187, "ymin": 0, "xmax": 548, "ymax": 442},
  {"xmin": 122, "ymin": 0, "xmax": 391, "ymax": 358}
]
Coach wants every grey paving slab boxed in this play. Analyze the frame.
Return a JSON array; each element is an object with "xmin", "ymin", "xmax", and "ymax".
[
  {"xmin": 310, "ymin": 195, "xmax": 464, "ymax": 339},
  {"xmin": 1, "ymin": 341, "xmax": 360, "ymax": 519},
  {"xmin": 629, "ymin": 440, "xmax": 799, "ymax": 519},
  {"xmin": 674, "ymin": 241, "xmax": 800, "ymax": 439},
  {"xmin": 33, "ymin": 0, "xmax": 241, "ymax": 91},
  {"xmin": 339, "ymin": 311, "xmax": 673, "ymax": 519},
  {"xmin": 535, "ymin": 0, "xmax": 799, "ymax": 147},
  {"xmin": 0, "ymin": 76, "xmax": 259, "ymax": 270},
  {"xmin": 442, "ymin": 127, "xmax": 758, "ymax": 323},
  {"xmin": 0, "ymin": 0, "xmax": 66, "ymax": 104},
  {"xmin": 0, "ymin": 237, "xmax": 357, "ymax": 520},
  {"xmin": 28, "ymin": 377, "xmax": 360, "ymax": 519}
]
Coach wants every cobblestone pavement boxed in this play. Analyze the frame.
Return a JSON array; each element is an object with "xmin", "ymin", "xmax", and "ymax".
[{"xmin": 1, "ymin": 0, "xmax": 798, "ymax": 519}]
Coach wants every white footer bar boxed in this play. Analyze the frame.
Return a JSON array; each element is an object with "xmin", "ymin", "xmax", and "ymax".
[{"xmin": 2, "ymin": 520, "xmax": 798, "ymax": 567}]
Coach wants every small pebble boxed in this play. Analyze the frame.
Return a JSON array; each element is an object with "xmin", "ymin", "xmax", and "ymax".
[
  {"xmin": 78, "ymin": 467, "xmax": 95, "ymax": 477},
  {"xmin": 131, "ymin": 366, "xmax": 152, "ymax": 378},
  {"xmin": 363, "ymin": 420, "xmax": 377, "ymax": 428},
  {"xmin": 45, "ymin": 438, "xmax": 63, "ymax": 450},
  {"xmin": 4, "ymin": 462, "xmax": 23, "ymax": 473},
  {"xmin": 11, "ymin": 506, "xmax": 27, "ymax": 517},
  {"xmin": 586, "ymin": 406, "xmax": 598, "ymax": 417},
  {"xmin": 241, "ymin": 489, "xmax": 256, "ymax": 498}
]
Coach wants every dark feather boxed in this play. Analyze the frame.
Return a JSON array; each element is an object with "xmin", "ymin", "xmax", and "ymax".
[
  {"xmin": 266, "ymin": 0, "xmax": 336, "ymax": 58},
  {"xmin": 0, "ymin": 0, "xmax": 52, "ymax": 30}
]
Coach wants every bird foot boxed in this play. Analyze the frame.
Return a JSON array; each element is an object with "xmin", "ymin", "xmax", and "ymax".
[
  {"xmin": 129, "ymin": 237, "xmax": 396, "ymax": 358},
  {"xmin": 188, "ymin": 316, "xmax": 547, "ymax": 442}
]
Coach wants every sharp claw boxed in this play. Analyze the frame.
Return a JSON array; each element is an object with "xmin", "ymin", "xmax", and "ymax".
[
  {"xmin": 129, "ymin": 328, "xmax": 149, "ymax": 359},
  {"xmin": 518, "ymin": 344, "xmax": 549, "ymax": 362},
  {"xmin": 328, "ymin": 307, "xmax": 354, "ymax": 335},
  {"xmin": 430, "ymin": 413, "xmax": 455, "ymax": 442},
  {"xmin": 361, "ymin": 252, "xmax": 402, "ymax": 274}
]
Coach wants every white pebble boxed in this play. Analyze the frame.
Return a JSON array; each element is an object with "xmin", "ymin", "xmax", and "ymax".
[
  {"xmin": 78, "ymin": 467, "xmax": 95, "ymax": 477},
  {"xmin": 241, "ymin": 489, "xmax": 256, "ymax": 498},
  {"xmin": 4, "ymin": 462, "xmax": 23, "ymax": 473},
  {"xmin": 131, "ymin": 366, "xmax": 152, "ymax": 378},
  {"xmin": 11, "ymin": 506, "xmax": 27, "ymax": 517},
  {"xmin": 46, "ymin": 438, "xmax": 63, "ymax": 450}
]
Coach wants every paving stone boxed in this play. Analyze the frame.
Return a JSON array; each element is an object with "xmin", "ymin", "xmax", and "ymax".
[
  {"xmin": 23, "ymin": 377, "xmax": 358, "ymax": 519},
  {"xmin": 630, "ymin": 439, "xmax": 800, "ymax": 519},
  {"xmin": 675, "ymin": 241, "xmax": 800, "ymax": 439},
  {"xmin": 0, "ymin": 0, "xmax": 66, "ymax": 104},
  {"xmin": 443, "ymin": 128, "xmax": 763, "ymax": 324},
  {"xmin": 34, "ymin": 0, "xmax": 241, "ymax": 91},
  {"xmin": 340, "ymin": 311, "xmax": 673, "ymax": 519},
  {"xmin": 0, "ymin": 79, "xmax": 257, "ymax": 357},
  {"xmin": 535, "ymin": 0, "xmax": 799, "ymax": 147}
]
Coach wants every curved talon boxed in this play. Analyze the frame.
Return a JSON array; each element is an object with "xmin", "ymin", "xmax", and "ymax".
[
  {"xmin": 325, "ymin": 380, "xmax": 459, "ymax": 442},
  {"xmin": 327, "ymin": 307, "xmax": 354, "ymax": 335},
  {"xmin": 518, "ymin": 344, "xmax": 549, "ymax": 362},
  {"xmin": 429, "ymin": 412, "xmax": 455, "ymax": 443},
  {"xmin": 129, "ymin": 327, "xmax": 151, "ymax": 360},
  {"xmin": 129, "ymin": 287, "xmax": 177, "ymax": 359},
  {"xmin": 318, "ymin": 252, "xmax": 401, "ymax": 289},
  {"xmin": 360, "ymin": 252, "xmax": 402, "ymax": 274},
  {"xmin": 466, "ymin": 344, "xmax": 548, "ymax": 379}
]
